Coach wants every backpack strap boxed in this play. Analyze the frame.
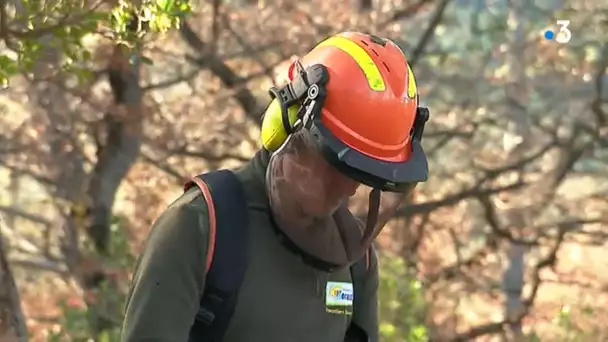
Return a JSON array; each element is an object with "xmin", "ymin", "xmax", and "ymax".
[
  {"xmin": 185, "ymin": 170, "xmax": 249, "ymax": 342},
  {"xmin": 346, "ymin": 248, "xmax": 373, "ymax": 342}
]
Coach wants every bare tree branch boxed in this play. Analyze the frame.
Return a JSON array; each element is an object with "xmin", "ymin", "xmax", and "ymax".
[
  {"xmin": 0, "ymin": 206, "xmax": 52, "ymax": 227},
  {"xmin": 377, "ymin": 0, "xmax": 434, "ymax": 29},
  {"xmin": 140, "ymin": 152, "xmax": 185, "ymax": 184},
  {"xmin": 450, "ymin": 226, "xmax": 568, "ymax": 341},
  {"xmin": 408, "ymin": 0, "xmax": 451, "ymax": 67},
  {"xmin": 180, "ymin": 21, "xmax": 262, "ymax": 121},
  {"xmin": 590, "ymin": 42, "xmax": 608, "ymax": 127},
  {"xmin": 395, "ymin": 181, "xmax": 526, "ymax": 218}
]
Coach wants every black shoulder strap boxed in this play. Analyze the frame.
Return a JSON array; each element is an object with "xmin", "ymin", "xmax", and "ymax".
[
  {"xmin": 186, "ymin": 170, "xmax": 249, "ymax": 342},
  {"xmin": 345, "ymin": 248, "xmax": 373, "ymax": 342}
]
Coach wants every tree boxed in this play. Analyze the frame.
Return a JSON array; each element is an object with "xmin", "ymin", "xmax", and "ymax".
[
  {"xmin": 0, "ymin": 0, "xmax": 192, "ymax": 85},
  {"xmin": 0, "ymin": 0, "xmax": 606, "ymax": 339},
  {"xmin": 0, "ymin": 219, "xmax": 28, "ymax": 342}
]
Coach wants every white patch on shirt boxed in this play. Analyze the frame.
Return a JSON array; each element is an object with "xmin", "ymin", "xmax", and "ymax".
[{"xmin": 325, "ymin": 281, "xmax": 354, "ymax": 307}]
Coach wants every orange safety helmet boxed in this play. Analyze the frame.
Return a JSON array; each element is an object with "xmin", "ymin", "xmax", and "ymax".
[{"xmin": 267, "ymin": 31, "xmax": 429, "ymax": 192}]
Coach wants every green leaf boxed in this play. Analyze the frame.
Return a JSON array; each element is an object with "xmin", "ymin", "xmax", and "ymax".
[
  {"xmin": 0, "ymin": 55, "xmax": 18, "ymax": 75},
  {"xmin": 0, "ymin": 76, "xmax": 8, "ymax": 89},
  {"xmin": 157, "ymin": 0, "xmax": 175, "ymax": 11},
  {"xmin": 98, "ymin": 330, "xmax": 111, "ymax": 342}
]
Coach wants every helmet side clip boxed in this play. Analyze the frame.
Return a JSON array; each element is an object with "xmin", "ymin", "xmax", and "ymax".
[
  {"xmin": 412, "ymin": 106, "xmax": 430, "ymax": 142},
  {"xmin": 268, "ymin": 63, "xmax": 329, "ymax": 135}
]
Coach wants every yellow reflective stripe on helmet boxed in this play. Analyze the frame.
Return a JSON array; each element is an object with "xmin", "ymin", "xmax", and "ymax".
[
  {"xmin": 316, "ymin": 36, "xmax": 386, "ymax": 92},
  {"xmin": 406, "ymin": 64, "xmax": 417, "ymax": 99}
]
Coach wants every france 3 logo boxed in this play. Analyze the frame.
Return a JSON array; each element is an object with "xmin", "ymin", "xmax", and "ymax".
[{"xmin": 544, "ymin": 20, "xmax": 572, "ymax": 44}]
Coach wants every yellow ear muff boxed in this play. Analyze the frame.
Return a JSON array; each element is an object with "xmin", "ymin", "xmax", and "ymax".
[{"xmin": 260, "ymin": 98, "xmax": 301, "ymax": 151}]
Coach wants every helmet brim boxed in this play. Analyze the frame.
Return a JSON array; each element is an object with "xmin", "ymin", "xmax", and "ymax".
[{"xmin": 312, "ymin": 118, "xmax": 428, "ymax": 193}]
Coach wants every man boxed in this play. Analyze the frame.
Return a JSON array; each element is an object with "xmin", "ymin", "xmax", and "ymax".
[{"xmin": 121, "ymin": 31, "xmax": 429, "ymax": 342}]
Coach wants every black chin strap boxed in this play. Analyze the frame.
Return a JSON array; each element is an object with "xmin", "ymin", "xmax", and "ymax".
[{"xmin": 361, "ymin": 188, "xmax": 381, "ymax": 243}]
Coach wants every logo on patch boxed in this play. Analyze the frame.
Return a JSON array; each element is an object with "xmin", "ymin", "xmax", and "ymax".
[{"xmin": 325, "ymin": 281, "xmax": 354, "ymax": 307}]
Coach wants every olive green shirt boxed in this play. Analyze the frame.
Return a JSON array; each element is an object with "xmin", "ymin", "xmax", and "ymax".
[{"xmin": 121, "ymin": 150, "xmax": 379, "ymax": 341}]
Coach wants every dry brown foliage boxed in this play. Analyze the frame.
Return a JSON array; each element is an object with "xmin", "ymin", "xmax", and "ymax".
[{"xmin": 0, "ymin": 0, "xmax": 606, "ymax": 340}]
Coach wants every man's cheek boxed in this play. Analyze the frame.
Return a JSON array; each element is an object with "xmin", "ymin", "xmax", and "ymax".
[
  {"xmin": 282, "ymin": 158, "xmax": 307, "ymax": 180},
  {"xmin": 300, "ymin": 177, "xmax": 326, "ymax": 196}
]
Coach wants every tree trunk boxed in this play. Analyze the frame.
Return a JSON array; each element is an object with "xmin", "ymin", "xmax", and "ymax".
[
  {"xmin": 0, "ymin": 230, "xmax": 28, "ymax": 341},
  {"xmin": 502, "ymin": 1, "xmax": 528, "ymax": 338}
]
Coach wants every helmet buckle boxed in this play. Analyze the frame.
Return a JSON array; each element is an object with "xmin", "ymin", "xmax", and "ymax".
[{"xmin": 412, "ymin": 106, "xmax": 430, "ymax": 141}]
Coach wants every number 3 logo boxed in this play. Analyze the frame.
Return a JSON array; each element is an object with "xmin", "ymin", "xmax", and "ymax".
[{"xmin": 555, "ymin": 20, "xmax": 572, "ymax": 44}]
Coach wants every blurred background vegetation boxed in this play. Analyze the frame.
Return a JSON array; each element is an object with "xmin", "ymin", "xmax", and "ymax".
[{"xmin": 0, "ymin": 0, "xmax": 606, "ymax": 340}]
